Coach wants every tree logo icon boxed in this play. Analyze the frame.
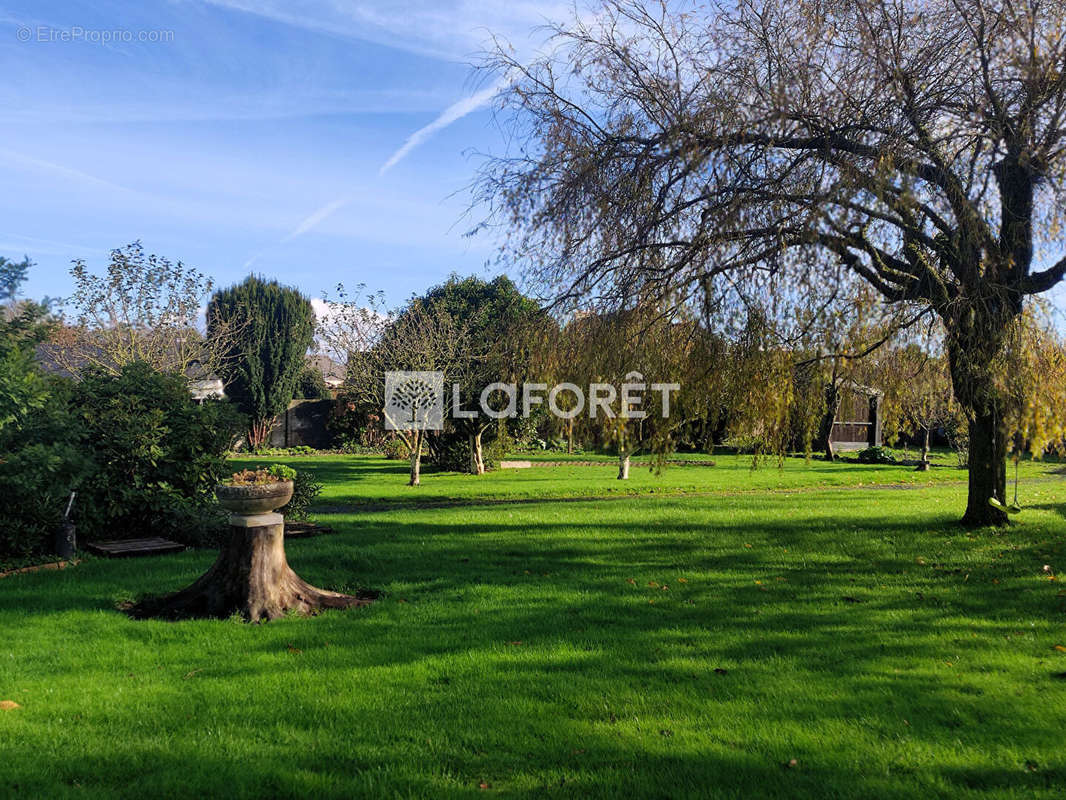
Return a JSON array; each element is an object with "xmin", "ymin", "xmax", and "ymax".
[{"xmin": 384, "ymin": 371, "xmax": 444, "ymax": 430}]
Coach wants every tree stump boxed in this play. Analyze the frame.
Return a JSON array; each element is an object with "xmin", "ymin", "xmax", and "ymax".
[{"xmin": 131, "ymin": 495, "xmax": 372, "ymax": 621}]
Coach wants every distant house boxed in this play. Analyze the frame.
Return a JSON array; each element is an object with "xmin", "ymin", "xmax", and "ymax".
[
  {"xmin": 36, "ymin": 340, "xmax": 226, "ymax": 402},
  {"xmin": 307, "ymin": 354, "xmax": 345, "ymax": 390},
  {"xmin": 186, "ymin": 360, "xmax": 225, "ymax": 402}
]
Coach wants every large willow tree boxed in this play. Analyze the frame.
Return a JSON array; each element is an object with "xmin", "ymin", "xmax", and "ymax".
[{"xmin": 477, "ymin": 0, "xmax": 1066, "ymax": 525}]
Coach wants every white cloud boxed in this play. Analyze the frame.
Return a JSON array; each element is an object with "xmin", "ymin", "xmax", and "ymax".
[
  {"xmin": 199, "ymin": 0, "xmax": 568, "ymax": 60},
  {"xmin": 310, "ymin": 297, "xmax": 335, "ymax": 321}
]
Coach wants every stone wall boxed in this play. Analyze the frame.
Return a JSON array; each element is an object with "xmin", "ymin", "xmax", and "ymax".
[{"xmin": 267, "ymin": 399, "xmax": 333, "ymax": 449}]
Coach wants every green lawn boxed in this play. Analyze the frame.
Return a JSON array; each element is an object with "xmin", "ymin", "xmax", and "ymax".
[{"xmin": 3, "ymin": 455, "xmax": 1066, "ymax": 798}]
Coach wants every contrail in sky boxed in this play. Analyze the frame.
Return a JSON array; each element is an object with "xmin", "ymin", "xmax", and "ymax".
[
  {"xmin": 379, "ymin": 74, "xmax": 513, "ymax": 175},
  {"xmin": 243, "ymin": 195, "xmax": 352, "ymax": 269}
]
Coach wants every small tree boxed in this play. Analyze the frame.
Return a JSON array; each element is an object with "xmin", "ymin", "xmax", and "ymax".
[
  {"xmin": 50, "ymin": 243, "xmax": 235, "ymax": 380},
  {"xmin": 882, "ymin": 344, "xmax": 958, "ymax": 469},
  {"xmin": 561, "ymin": 303, "xmax": 714, "ymax": 479},
  {"xmin": 379, "ymin": 302, "xmax": 471, "ymax": 486},
  {"xmin": 417, "ymin": 275, "xmax": 544, "ymax": 474},
  {"xmin": 324, "ymin": 290, "xmax": 472, "ymax": 486},
  {"xmin": 208, "ymin": 276, "xmax": 315, "ymax": 450}
]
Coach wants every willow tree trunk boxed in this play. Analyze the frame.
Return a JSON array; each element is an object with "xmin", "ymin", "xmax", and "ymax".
[
  {"xmin": 817, "ymin": 382, "xmax": 841, "ymax": 462},
  {"xmin": 567, "ymin": 419, "xmax": 574, "ymax": 454},
  {"xmin": 130, "ymin": 513, "xmax": 370, "ymax": 621},
  {"xmin": 618, "ymin": 451, "xmax": 630, "ymax": 480},
  {"xmin": 946, "ymin": 301, "xmax": 1014, "ymax": 527},
  {"xmin": 964, "ymin": 409, "xmax": 1008, "ymax": 526}
]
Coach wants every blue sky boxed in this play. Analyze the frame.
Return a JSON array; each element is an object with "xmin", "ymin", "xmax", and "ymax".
[
  {"xmin": 1, "ymin": 0, "xmax": 566, "ymax": 307},
  {"xmin": 4, "ymin": 1, "xmax": 1065, "ymax": 321}
]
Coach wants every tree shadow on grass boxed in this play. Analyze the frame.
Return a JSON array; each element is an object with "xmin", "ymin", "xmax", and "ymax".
[{"xmin": 7, "ymin": 490, "xmax": 1066, "ymax": 798}]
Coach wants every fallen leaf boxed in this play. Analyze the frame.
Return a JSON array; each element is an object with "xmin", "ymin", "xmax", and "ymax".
[
  {"xmin": 1053, "ymin": 645, "xmax": 1066, "ymax": 653},
  {"xmin": 785, "ymin": 758, "xmax": 798, "ymax": 769},
  {"xmin": 744, "ymin": 543, "xmax": 753, "ymax": 549},
  {"xmin": 916, "ymin": 557, "xmax": 927, "ymax": 565},
  {"xmin": 287, "ymin": 643, "xmax": 303, "ymax": 655},
  {"xmin": 182, "ymin": 669, "xmax": 203, "ymax": 680},
  {"xmin": 0, "ymin": 700, "xmax": 20, "ymax": 711},
  {"xmin": 648, "ymin": 581, "xmax": 659, "ymax": 587},
  {"xmin": 678, "ymin": 578, "xmax": 688, "ymax": 583},
  {"xmin": 508, "ymin": 641, "xmax": 523, "ymax": 646},
  {"xmin": 479, "ymin": 781, "xmax": 491, "ymax": 790},
  {"xmin": 626, "ymin": 578, "xmax": 636, "ymax": 585}
]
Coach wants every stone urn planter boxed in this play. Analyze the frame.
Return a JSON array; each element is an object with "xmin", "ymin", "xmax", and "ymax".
[
  {"xmin": 215, "ymin": 480, "xmax": 293, "ymax": 516},
  {"xmin": 130, "ymin": 470, "xmax": 370, "ymax": 622}
]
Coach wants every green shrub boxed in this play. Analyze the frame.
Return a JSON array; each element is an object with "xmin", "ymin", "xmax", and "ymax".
[
  {"xmin": 241, "ymin": 445, "xmax": 318, "ymax": 457},
  {"xmin": 268, "ymin": 463, "xmax": 297, "ymax": 481},
  {"xmin": 278, "ymin": 470, "xmax": 323, "ymax": 521},
  {"xmin": 427, "ymin": 423, "xmax": 515, "ymax": 473},
  {"xmin": 429, "ymin": 432, "xmax": 469, "ymax": 471},
  {"xmin": 857, "ymin": 446, "xmax": 897, "ymax": 464},
  {"xmin": 0, "ymin": 305, "xmax": 89, "ymax": 561},
  {"xmin": 482, "ymin": 424, "xmax": 514, "ymax": 471},
  {"xmin": 0, "ymin": 419, "xmax": 88, "ymax": 561},
  {"xmin": 71, "ymin": 362, "xmax": 244, "ymax": 546},
  {"xmin": 327, "ymin": 400, "xmax": 386, "ymax": 451},
  {"xmin": 162, "ymin": 497, "xmax": 228, "ymax": 549},
  {"xmin": 384, "ymin": 437, "xmax": 410, "ymax": 460}
]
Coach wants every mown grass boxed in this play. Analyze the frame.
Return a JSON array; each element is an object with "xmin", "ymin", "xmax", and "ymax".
[
  {"xmin": 3, "ymin": 454, "xmax": 1066, "ymax": 798},
  {"xmin": 229, "ymin": 449, "xmax": 1059, "ymax": 508}
]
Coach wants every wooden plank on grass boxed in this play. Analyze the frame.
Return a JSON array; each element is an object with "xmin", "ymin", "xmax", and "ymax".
[
  {"xmin": 284, "ymin": 522, "xmax": 334, "ymax": 539},
  {"xmin": 84, "ymin": 538, "xmax": 186, "ymax": 558}
]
